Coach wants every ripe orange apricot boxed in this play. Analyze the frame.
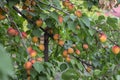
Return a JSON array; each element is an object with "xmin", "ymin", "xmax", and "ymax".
[
  {"xmin": 32, "ymin": 36, "xmax": 38, "ymax": 43},
  {"xmin": 22, "ymin": 32, "xmax": 27, "ymax": 38},
  {"xmin": 27, "ymin": 46, "xmax": 33, "ymax": 53},
  {"xmin": 65, "ymin": 56, "xmax": 71, "ymax": 62},
  {"xmin": 30, "ymin": 50, "xmax": 37, "ymax": 57},
  {"xmin": 112, "ymin": 45, "xmax": 120, "ymax": 54},
  {"xmin": 36, "ymin": 19, "xmax": 43, "ymax": 27},
  {"xmin": 0, "ymin": 14, "xmax": 6, "ymax": 20},
  {"xmin": 58, "ymin": 16, "xmax": 63, "ymax": 24},
  {"xmin": 39, "ymin": 44, "xmax": 45, "ymax": 51},
  {"xmin": 53, "ymin": 34, "xmax": 60, "ymax": 40},
  {"xmin": 99, "ymin": 33, "xmax": 107, "ymax": 42},
  {"xmin": 36, "ymin": 57, "xmax": 43, "ymax": 62},
  {"xmin": 30, "ymin": 59, "xmax": 36, "ymax": 64},
  {"xmin": 68, "ymin": 47, "xmax": 74, "ymax": 54},
  {"xmin": 62, "ymin": 0, "xmax": 70, "ymax": 7},
  {"xmin": 7, "ymin": 27, "xmax": 18, "ymax": 36},
  {"xmin": 83, "ymin": 44, "xmax": 88, "ymax": 49},
  {"xmin": 58, "ymin": 40, "xmax": 65, "ymax": 46},
  {"xmin": 75, "ymin": 10, "xmax": 82, "ymax": 17},
  {"xmin": 75, "ymin": 49, "xmax": 80, "ymax": 55},
  {"xmin": 24, "ymin": 61, "xmax": 32, "ymax": 70},
  {"xmin": 62, "ymin": 50, "xmax": 68, "ymax": 57},
  {"xmin": 68, "ymin": 4, "xmax": 74, "ymax": 11}
]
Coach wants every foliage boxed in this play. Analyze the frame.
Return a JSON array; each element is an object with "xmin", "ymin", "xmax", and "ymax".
[{"xmin": 0, "ymin": 0, "xmax": 120, "ymax": 80}]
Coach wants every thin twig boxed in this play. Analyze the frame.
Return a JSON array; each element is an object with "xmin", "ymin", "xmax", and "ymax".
[
  {"xmin": 12, "ymin": 6, "xmax": 53, "ymax": 38},
  {"xmin": 38, "ymin": 0, "xmax": 70, "ymax": 15},
  {"xmin": 6, "ymin": 11, "xmax": 30, "ymax": 59}
]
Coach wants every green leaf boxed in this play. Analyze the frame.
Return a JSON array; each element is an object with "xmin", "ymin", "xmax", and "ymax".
[
  {"xmin": 30, "ymin": 69, "xmax": 38, "ymax": 79},
  {"xmin": 116, "ymin": 75, "xmax": 120, "ymax": 80},
  {"xmin": 49, "ymin": 11, "xmax": 59, "ymax": 21},
  {"xmin": 14, "ymin": 36, "xmax": 20, "ymax": 43},
  {"xmin": 107, "ymin": 17, "xmax": 117, "ymax": 28},
  {"xmin": 70, "ymin": 14, "xmax": 77, "ymax": 21},
  {"xmin": 62, "ymin": 69, "xmax": 80, "ymax": 80},
  {"xmin": 88, "ymin": 29, "xmax": 95, "ymax": 36},
  {"xmin": 76, "ymin": 62, "xmax": 84, "ymax": 71},
  {"xmin": 67, "ymin": 20, "xmax": 75, "ymax": 32},
  {"xmin": 32, "ymin": 29, "xmax": 41, "ymax": 37},
  {"xmin": 52, "ymin": 0, "xmax": 61, "ymax": 9},
  {"xmin": 81, "ymin": 16, "xmax": 90, "ymax": 27},
  {"xmin": 44, "ymin": 62, "xmax": 53, "ymax": 68},
  {"xmin": 33, "ymin": 62, "xmax": 44, "ymax": 73},
  {"xmin": 64, "ymin": 15, "xmax": 70, "ymax": 22},
  {"xmin": 93, "ymin": 69, "xmax": 101, "ymax": 76},
  {"xmin": 0, "ymin": 44, "xmax": 15, "ymax": 79}
]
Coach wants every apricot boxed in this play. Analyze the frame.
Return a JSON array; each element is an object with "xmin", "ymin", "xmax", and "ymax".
[
  {"xmin": 75, "ymin": 10, "xmax": 82, "ymax": 17},
  {"xmin": 32, "ymin": 36, "xmax": 38, "ymax": 43},
  {"xmin": 36, "ymin": 19, "xmax": 43, "ymax": 27},
  {"xmin": 30, "ymin": 59, "xmax": 36, "ymax": 64},
  {"xmin": 0, "ymin": 14, "xmax": 6, "ymax": 20},
  {"xmin": 75, "ymin": 49, "xmax": 80, "ymax": 55},
  {"xmin": 112, "ymin": 45, "xmax": 120, "ymax": 54},
  {"xmin": 58, "ymin": 40, "xmax": 64, "ymax": 46},
  {"xmin": 99, "ymin": 33, "xmax": 107, "ymax": 42},
  {"xmin": 27, "ymin": 46, "xmax": 33, "ymax": 53},
  {"xmin": 24, "ymin": 61, "xmax": 32, "ymax": 70},
  {"xmin": 62, "ymin": 0, "xmax": 71, "ymax": 7},
  {"xmin": 68, "ymin": 4, "xmax": 74, "ymax": 11},
  {"xmin": 65, "ymin": 56, "xmax": 71, "ymax": 62},
  {"xmin": 36, "ymin": 57, "xmax": 43, "ymax": 62},
  {"xmin": 53, "ymin": 34, "xmax": 60, "ymax": 40},
  {"xmin": 83, "ymin": 44, "xmax": 88, "ymax": 49},
  {"xmin": 68, "ymin": 47, "xmax": 74, "ymax": 54},
  {"xmin": 62, "ymin": 50, "xmax": 68, "ymax": 57},
  {"xmin": 7, "ymin": 27, "xmax": 18, "ymax": 36},
  {"xmin": 22, "ymin": 32, "xmax": 27, "ymax": 38},
  {"xmin": 30, "ymin": 50, "xmax": 37, "ymax": 57},
  {"xmin": 39, "ymin": 44, "xmax": 45, "ymax": 51},
  {"xmin": 58, "ymin": 16, "xmax": 63, "ymax": 24}
]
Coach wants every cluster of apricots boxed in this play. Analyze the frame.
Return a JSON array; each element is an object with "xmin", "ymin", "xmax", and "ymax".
[
  {"xmin": 0, "ymin": 8, "xmax": 6, "ymax": 20},
  {"xmin": 24, "ymin": 36, "xmax": 44, "ymax": 80},
  {"xmin": 24, "ymin": 57, "xmax": 43, "ymax": 80},
  {"xmin": 62, "ymin": 0, "xmax": 82, "ymax": 17},
  {"xmin": 62, "ymin": 48, "xmax": 78, "ymax": 62},
  {"xmin": 98, "ymin": 32, "xmax": 120, "ymax": 54},
  {"xmin": 22, "ymin": 0, "xmax": 36, "ymax": 20},
  {"xmin": 62, "ymin": 43, "xmax": 89, "ymax": 62},
  {"xmin": 7, "ymin": 27, "xmax": 27, "ymax": 38}
]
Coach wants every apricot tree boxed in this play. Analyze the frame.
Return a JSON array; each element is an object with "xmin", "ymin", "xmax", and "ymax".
[{"xmin": 0, "ymin": 0, "xmax": 120, "ymax": 80}]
